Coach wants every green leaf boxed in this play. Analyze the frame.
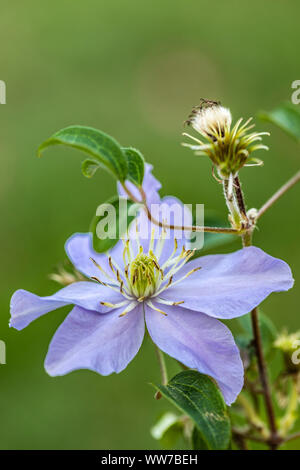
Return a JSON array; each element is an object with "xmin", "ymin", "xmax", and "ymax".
[
  {"xmin": 238, "ymin": 311, "xmax": 277, "ymax": 357},
  {"xmin": 122, "ymin": 147, "xmax": 145, "ymax": 186},
  {"xmin": 38, "ymin": 126, "xmax": 128, "ymax": 181},
  {"xmin": 153, "ymin": 370, "xmax": 231, "ymax": 450},
  {"xmin": 259, "ymin": 102, "xmax": 300, "ymax": 142},
  {"xmin": 192, "ymin": 427, "xmax": 210, "ymax": 450},
  {"xmin": 90, "ymin": 196, "xmax": 139, "ymax": 253},
  {"xmin": 81, "ymin": 159, "xmax": 100, "ymax": 178}
]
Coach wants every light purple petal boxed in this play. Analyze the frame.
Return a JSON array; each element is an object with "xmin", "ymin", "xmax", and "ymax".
[
  {"xmin": 128, "ymin": 196, "xmax": 192, "ymax": 266},
  {"xmin": 145, "ymin": 302, "xmax": 243, "ymax": 405},
  {"xmin": 10, "ymin": 282, "xmax": 123, "ymax": 330},
  {"xmin": 66, "ymin": 197, "xmax": 192, "ymax": 280},
  {"xmin": 66, "ymin": 163, "xmax": 161, "ymax": 275},
  {"xmin": 163, "ymin": 246, "xmax": 294, "ymax": 319},
  {"xmin": 118, "ymin": 163, "xmax": 161, "ymax": 205},
  {"xmin": 65, "ymin": 232, "xmax": 125, "ymax": 279},
  {"xmin": 45, "ymin": 304, "xmax": 145, "ymax": 376}
]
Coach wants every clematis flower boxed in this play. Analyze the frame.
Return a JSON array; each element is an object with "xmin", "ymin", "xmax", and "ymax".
[{"xmin": 10, "ymin": 213, "xmax": 293, "ymax": 405}]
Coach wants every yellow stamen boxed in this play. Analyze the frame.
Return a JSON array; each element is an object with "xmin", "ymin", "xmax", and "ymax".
[
  {"xmin": 100, "ymin": 301, "xmax": 117, "ymax": 307},
  {"xmin": 89, "ymin": 257, "xmax": 113, "ymax": 281},
  {"xmin": 108, "ymin": 257, "xmax": 115, "ymax": 274},
  {"xmin": 147, "ymin": 300, "xmax": 168, "ymax": 316},
  {"xmin": 91, "ymin": 276, "xmax": 107, "ymax": 287}
]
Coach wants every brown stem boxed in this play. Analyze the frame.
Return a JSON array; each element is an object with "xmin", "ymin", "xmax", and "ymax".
[
  {"xmin": 233, "ymin": 432, "xmax": 249, "ymax": 450},
  {"xmin": 240, "ymin": 196, "xmax": 280, "ymax": 449},
  {"xmin": 232, "ymin": 428, "xmax": 283, "ymax": 448},
  {"xmin": 143, "ymin": 202, "xmax": 239, "ymax": 234},
  {"xmin": 249, "ymin": 307, "xmax": 280, "ymax": 449},
  {"xmin": 122, "ymin": 183, "xmax": 241, "ymax": 235},
  {"xmin": 234, "ymin": 176, "xmax": 248, "ymax": 220},
  {"xmin": 257, "ymin": 170, "xmax": 300, "ymax": 219},
  {"xmin": 232, "ymin": 428, "xmax": 268, "ymax": 445}
]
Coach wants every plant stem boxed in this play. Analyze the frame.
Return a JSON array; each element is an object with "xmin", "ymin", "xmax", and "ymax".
[
  {"xmin": 283, "ymin": 431, "xmax": 300, "ymax": 443},
  {"xmin": 234, "ymin": 176, "xmax": 248, "ymax": 219},
  {"xmin": 143, "ymin": 202, "xmax": 239, "ymax": 234},
  {"xmin": 249, "ymin": 307, "xmax": 279, "ymax": 449},
  {"xmin": 121, "ymin": 182, "xmax": 241, "ymax": 234},
  {"xmin": 232, "ymin": 428, "xmax": 283, "ymax": 448},
  {"xmin": 257, "ymin": 170, "xmax": 300, "ymax": 219},
  {"xmin": 232, "ymin": 428, "xmax": 268, "ymax": 444},
  {"xmin": 154, "ymin": 345, "xmax": 168, "ymax": 386},
  {"xmin": 222, "ymin": 177, "xmax": 242, "ymax": 228},
  {"xmin": 236, "ymin": 175, "xmax": 279, "ymax": 450},
  {"xmin": 233, "ymin": 432, "xmax": 249, "ymax": 450},
  {"xmin": 137, "ymin": 185, "xmax": 240, "ymax": 235}
]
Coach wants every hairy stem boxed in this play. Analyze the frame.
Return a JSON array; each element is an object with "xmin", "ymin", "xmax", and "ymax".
[
  {"xmin": 222, "ymin": 177, "xmax": 242, "ymax": 228},
  {"xmin": 234, "ymin": 176, "xmax": 248, "ymax": 221}
]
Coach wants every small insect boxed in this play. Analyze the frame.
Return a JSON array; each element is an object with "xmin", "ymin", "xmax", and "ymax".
[{"xmin": 184, "ymin": 98, "xmax": 220, "ymax": 126}]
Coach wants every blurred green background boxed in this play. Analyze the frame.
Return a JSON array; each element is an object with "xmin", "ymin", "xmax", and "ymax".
[{"xmin": 1, "ymin": 0, "xmax": 299, "ymax": 450}]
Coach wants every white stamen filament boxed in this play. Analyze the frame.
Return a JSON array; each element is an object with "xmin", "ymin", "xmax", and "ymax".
[
  {"xmin": 156, "ymin": 297, "xmax": 184, "ymax": 306},
  {"xmin": 119, "ymin": 301, "xmax": 138, "ymax": 318},
  {"xmin": 91, "ymin": 225, "xmax": 200, "ymax": 318},
  {"xmin": 146, "ymin": 300, "xmax": 167, "ymax": 316}
]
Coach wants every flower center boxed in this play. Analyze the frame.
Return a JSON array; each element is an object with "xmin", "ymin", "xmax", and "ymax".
[
  {"xmin": 89, "ymin": 225, "xmax": 200, "ymax": 317},
  {"xmin": 129, "ymin": 252, "xmax": 159, "ymax": 298}
]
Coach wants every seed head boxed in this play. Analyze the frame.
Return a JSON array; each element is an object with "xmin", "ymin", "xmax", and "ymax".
[{"xmin": 183, "ymin": 99, "xmax": 269, "ymax": 179}]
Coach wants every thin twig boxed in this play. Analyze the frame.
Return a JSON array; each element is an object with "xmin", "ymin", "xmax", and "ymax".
[
  {"xmin": 232, "ymin": 428, "xmax": 269, "ymax": 445},
  {"xmin": 283, "ymin": 431, "xmax": 300, "ymax": 443},
  {"xmin": 121, "ymin": 183, "xmax": 241, "ymax": 235},
  {"xmin": 257, "ymin": 170, "xmax": 300, "ymax": 219},
  {"xmin": 143, "ymin": 203, "xmax": 239, "ymax": 234},
  {"xmin": 232, "ymin": 432, "xmax": 250, "ymax": 450}
]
